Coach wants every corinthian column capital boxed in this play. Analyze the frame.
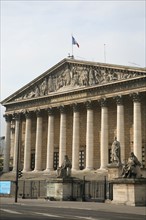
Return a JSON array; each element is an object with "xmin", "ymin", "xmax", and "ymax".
[
  {"xmin": 59, "ymin": 105, "xmax": 66, "ymax": 113},
  {"xmin": 131, "ymin": 92, "xmax": 141, "ymax": 103},
  {"xmin": 13, "ymin": 113, "xmax": 21, "ymax": 121},
  {"xmin": 115, "ymin": 95, "xmax": 123, "ymax": 105},
  {"xmin": 36, "ymin": 109, "xmax": 43, "ymax": 117},
  {"xmin": 72, "ymin": 103, "xmax": 80, "ymax": 112},
  {"xmin": 47, "ymin": 107, "xmax": 54, "ymax": 116},
  {"xmin": 86, "ymin": 100, "xmax": 93, "ymax": 109},
  {"xmin": 99, "ymin": 98, "xmax": 108, "ymax": 107},
  {"xmin": 24, "ymin": 111, "xmax": 32, "ymax": 119},
  {"xmin": 4, "ymin": 114, "xmax": 12, "ymax": 122}
]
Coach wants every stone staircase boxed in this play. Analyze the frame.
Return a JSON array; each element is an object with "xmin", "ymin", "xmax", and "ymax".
[{"xmin": 0, "ymin": 169, "xmax": 108, "ymax": 181}]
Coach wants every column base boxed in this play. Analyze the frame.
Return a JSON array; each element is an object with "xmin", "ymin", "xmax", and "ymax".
[
  {"xmin": 97, "ymin": 167, "xmax": 108, "ymax": 173},
  {"xmin": 84, "ymin": 167, "xmax": 94, "ymax": 171},
  {"xmin": 71, "ymin": 168, "xmax": 80, "ymax": 172},
  {"xmin": 44, "ymin": 168, "xmax": 54, "ymax": 173},
  {"xmin": 32, "ymin": 169, "xmax": 42, "ymax": 173},
  {"xmin": 12, "ymin": 168, "xmax": 16, "ymax": 173},
  {"xmin": 22, "ymin": 169, "xmax": 31, "ymax": 173},
  {"xmin": 3, "ymin": 168, "xmax": 10, "ymax": 173}
]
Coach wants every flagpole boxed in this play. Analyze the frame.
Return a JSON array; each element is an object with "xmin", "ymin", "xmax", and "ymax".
[
  {"xmin": 104, "ymin": 44, "xmax": 106, "ymax": 63},
  {"xmin": 72, "ymin": 43, "xmax": 73, "ymax": 58},
  {"xmin": 72, "ymin": 35, "xmax": 74, "ymax": 58}
]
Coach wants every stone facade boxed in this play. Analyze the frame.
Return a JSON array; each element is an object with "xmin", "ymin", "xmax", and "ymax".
[{"xmin": 1, "ymin": 58, "xmax": 146, "ymax": 177}]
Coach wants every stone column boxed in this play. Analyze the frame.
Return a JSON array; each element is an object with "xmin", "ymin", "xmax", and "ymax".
[
  {"xmin": 133, "ymin": 93, "xmax": 142, "ymax": 162},
  {"xmin": 3, "ymin": 115, "xmax": 12, "ymax": 172},
  {"xmin": 34, "ymin": 110, "xmax": 43, "ymax": 171},
  {"xmin": 12, "ymin": 114, "xmax": 20, "ymax": 172},
  {"xmin": 72, "ymin": 104, "xmax": 80, "ymax": 171},
  {"xmin": 116, "ymin": 96, "xmax": 125, "ymax": 163},
  {"xmin": 85, "ymin": 101, "xmax": 94, "ymax": 170},
  {"xmin": 100, "ymin": 98, "xmax": 108, "ymax": 169},
  {"xmin": 45, "ymin": 108, "xmax": 54, "ymax": 172},
  {"xmin": 59, "ymin": 106, "xmax": 66, "ymax": 167},
  {"xmin": 23, "ymin": 112, "xmax": 32, "ymax": 172}
]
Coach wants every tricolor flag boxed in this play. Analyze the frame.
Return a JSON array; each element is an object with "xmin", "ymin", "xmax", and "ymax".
[{"xmin": 72, "ymin": 36, "xmax": 79, "ymax": 48}]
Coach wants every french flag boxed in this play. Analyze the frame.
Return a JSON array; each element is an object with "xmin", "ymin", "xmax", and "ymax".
[{"xmin": 72, "ymin": 36, "xmax": 79, "ymax": 48}]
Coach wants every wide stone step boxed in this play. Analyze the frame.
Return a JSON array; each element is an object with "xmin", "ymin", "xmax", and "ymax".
[{"xmin": 0, "ymin": 169, "xmax": 107, "ymax": 182}]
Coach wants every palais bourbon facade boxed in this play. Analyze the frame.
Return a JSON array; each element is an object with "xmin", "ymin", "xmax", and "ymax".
[{"xmin": 1, "ymin": 58, "xmax": 146, "ymax": 177}]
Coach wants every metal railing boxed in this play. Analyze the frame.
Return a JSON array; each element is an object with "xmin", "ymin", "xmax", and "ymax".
[{"xmin": 8, "ymin": 177, "xmax": 113, "ymax": 202}]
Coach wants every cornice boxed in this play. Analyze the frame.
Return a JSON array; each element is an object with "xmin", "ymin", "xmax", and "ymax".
[{"xmin": 67, "ymin": 58, "xmax": 146, "ymax": 72}]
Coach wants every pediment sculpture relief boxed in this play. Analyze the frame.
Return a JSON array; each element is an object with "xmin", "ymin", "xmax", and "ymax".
[{"xmin": 15, "ymin": 64, "xmax": 145, "ymax": 101}]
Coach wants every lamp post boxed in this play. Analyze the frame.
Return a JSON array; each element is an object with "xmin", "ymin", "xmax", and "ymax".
[
  {"xmin": 14, "ymin": 115, "xmax": 21, "ymax": 203},
  {"xmin": 14, "ymin": 135, "xmax": 19, "ymax": 203},
  {"xmin": 82, "ymin": 175, "xmax": 86, "ymax": 201}
]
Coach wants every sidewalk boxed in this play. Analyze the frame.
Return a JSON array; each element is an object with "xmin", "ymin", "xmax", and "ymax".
[{"xmin": 0, "ymin": 197, "xmax": 146, "ymax": 216}]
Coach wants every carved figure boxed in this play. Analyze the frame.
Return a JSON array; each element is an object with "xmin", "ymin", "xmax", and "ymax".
[
  {"xmin": 48, "ymin": 76, "xmax": 55, "ymax": 92},
  {"xmin": 57, "ymin": 155, "xmax": 72, "ymax": 178},
  {"xmin": 34, "ymin": 86, "xmax": 40, "ymax": 97},
  {"xmin": 94, "ymin": 69, "xmax": 101, "ymax": 84},
  {"xmin": 111, "ymin": 137, "xmax": 121, "ymax": 165},
  {"xmin": 72, "ymin": 72, "xmax": 79, "ymax": 86},
  {"xmin": 64, "ymin": 68, "xmax": 71, "ymax": 86},
  {"xmin": 121, "ymin": 152, "xmax": 142, "ymax": 178},
  {"xmin": 40, "ymin": 78, "xmax": 48, "ymax": 95},
  {"xmin": 100, "ymin": 69, "xmax": 107, "ymax": 83},
  {"xmin": 27, "ymin": 90, "xmax": 35, "ymax": 98},
  {"xmin": 82, "ymin": 67, "xmax": 88, "ymax": 86},
  {"xmin": 78, "ymin": 68, "xmax": 84, "ymax": 86},
  {"xmin": 57, "ymin": 75, "xmax": 64, "ymax": 89},
  {"xmin": 89, "ymin": 67, "xmax": 95, "ymax": 86}
]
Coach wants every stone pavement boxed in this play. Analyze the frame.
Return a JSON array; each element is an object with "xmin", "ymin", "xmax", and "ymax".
[{"xmin": 0, "ymin": 197, "xmax": 146, "ymax": 216}]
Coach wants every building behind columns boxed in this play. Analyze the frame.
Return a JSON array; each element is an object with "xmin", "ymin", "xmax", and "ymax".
[{"xmin": 1, "ymin": 58, "xmax": 146, "ymax": 177}]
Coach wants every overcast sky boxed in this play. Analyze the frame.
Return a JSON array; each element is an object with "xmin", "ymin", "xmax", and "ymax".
[{"xmin": 0, "ymin": 0, "xmax": 145, "ymax": 136}]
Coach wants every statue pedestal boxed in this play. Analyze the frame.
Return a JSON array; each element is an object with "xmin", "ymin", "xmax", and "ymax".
[
  {"xmin": 46, "ymin": 177, "xmax": 74, "ymax": 201},
  {"xmin": 110, "ymin": 178, "xmax": 146, "ymax": 206},
  {"xmin": 107, "ymin": 164, "xmax": 122, "ymax": 180}
]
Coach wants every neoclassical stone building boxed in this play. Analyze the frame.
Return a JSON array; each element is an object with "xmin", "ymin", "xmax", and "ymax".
[{"xmin": 1, "ymin": 58, "xmax": 146, "ymax": 177}]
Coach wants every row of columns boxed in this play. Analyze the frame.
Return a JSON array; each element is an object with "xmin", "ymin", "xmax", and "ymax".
[{"xmin": 3, "ymin": 94, "xmax": 142, "ymax": 172}]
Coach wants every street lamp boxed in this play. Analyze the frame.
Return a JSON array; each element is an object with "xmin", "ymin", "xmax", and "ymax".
[
  {"xmin": 14, "ymin": 115, "xmax": 22, "ymax": 203},
  {"xmin": 14, "ymin": 136, "xmax": 19, "ymax": 203}
]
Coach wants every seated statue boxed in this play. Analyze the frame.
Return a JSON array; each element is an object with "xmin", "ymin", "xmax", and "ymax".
[
  {"xmin": 111, "ymin": 137, "xmax": 121, "ymax": 165},
  {"xmin": 121, "ymin": 152, "xmax": 142, "ymax": 178},
  {"xmin": 57, "ymin": 155, "xmax": 72, "ymax": 178}
]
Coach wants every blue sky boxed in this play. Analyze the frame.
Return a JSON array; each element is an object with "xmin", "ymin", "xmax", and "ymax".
[{"xmin": 0, "ymin": 0, "xmax": 146, "ymax": 136}]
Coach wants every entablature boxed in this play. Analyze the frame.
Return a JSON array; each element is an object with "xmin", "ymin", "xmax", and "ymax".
[{"xmin": 4, "ymin": 76, "xmax": 146, "ymax": 114}]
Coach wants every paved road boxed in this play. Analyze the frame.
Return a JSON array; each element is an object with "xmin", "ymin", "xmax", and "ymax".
[{"xmin": 0, "ymin": 198, "xmax": 146, "ymax": 220}]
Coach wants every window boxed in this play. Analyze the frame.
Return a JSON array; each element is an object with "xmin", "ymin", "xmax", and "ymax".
[
  {"xmin": 31, "ymin": 153, "xmax": 35, "ymax": 170},
  {"xmin": 79, "ymin": 150, "xmax": 85, "ymax": 170},
  {"xmin": 53, "ymin": 152, "xmax": 59, "ymax": 170},
  {"xmin": 108, "ymin": 148, "xmax": 112, "ymax": 163}
]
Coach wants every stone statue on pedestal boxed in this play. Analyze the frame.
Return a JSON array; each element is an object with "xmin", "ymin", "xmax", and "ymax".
[
  {"xmin": 57, "ymin": 155, "xmax": 72, "ymax": 178},
  {"xmin": 111, "ymin": 137, "xmax": 121, "ymax": 166},
  {"xmin": 121, "ymin": 152, "xmax": 142, "ymax": 178}
]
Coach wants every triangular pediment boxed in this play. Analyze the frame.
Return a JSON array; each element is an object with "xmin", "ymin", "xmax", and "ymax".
[{"xmin": 2, "ymin": 58, "xmax": 146, "ymax": 105}]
